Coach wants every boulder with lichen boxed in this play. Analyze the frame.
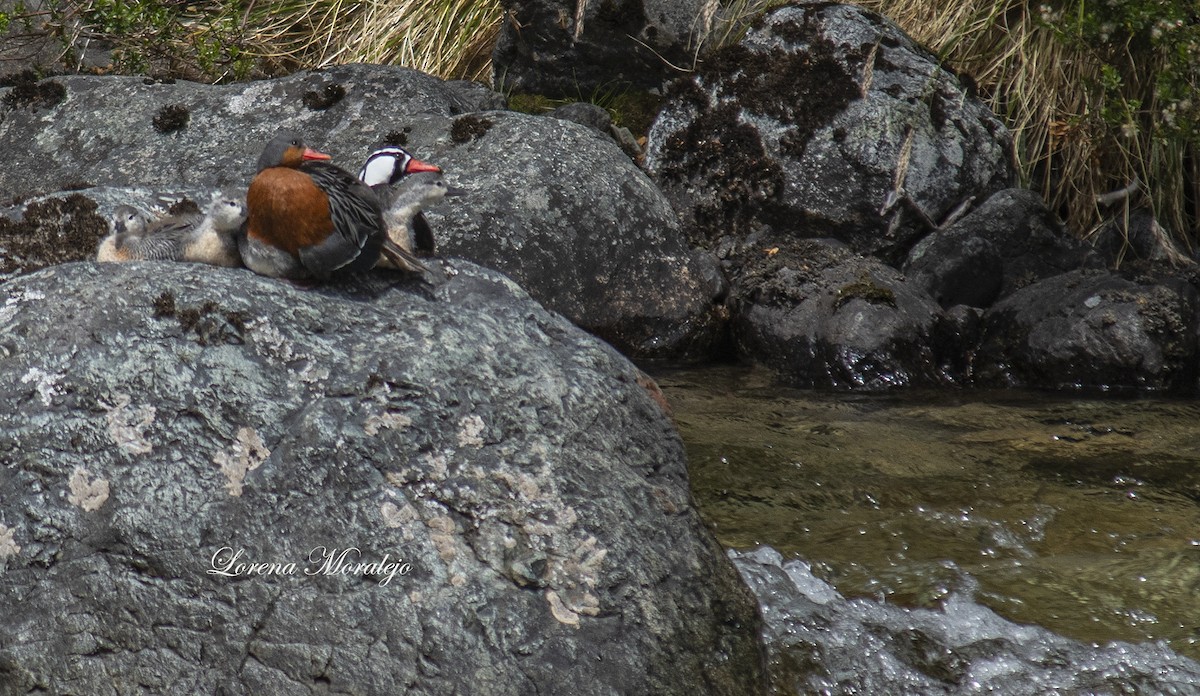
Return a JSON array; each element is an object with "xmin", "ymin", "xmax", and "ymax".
[
  {"xmin": 645, "ymin": 3, "xmax": 1014, "ymax": 264},
  {"xmin": 0, "ymin": 260, "xmax": 767, "ymax": 694}
]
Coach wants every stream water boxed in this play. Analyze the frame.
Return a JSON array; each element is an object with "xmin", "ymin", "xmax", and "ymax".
[{"xmin": 655, "ymin": 365, "xmax": 1200, "ymax": 692}]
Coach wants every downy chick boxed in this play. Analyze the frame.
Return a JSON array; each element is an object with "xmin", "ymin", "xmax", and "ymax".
[
  {"xmin": 97, "ymin": 192, "xmax": 247, "ymax": 267},
  {"xmin": 376, "ymin": 172, "xmax": 459, "ymax": 273}
]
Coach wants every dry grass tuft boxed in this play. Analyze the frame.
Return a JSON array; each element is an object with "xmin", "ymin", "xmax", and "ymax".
[{"xmin": 856, "ymin": 0, "xmax": 1198, "ymax": 252}]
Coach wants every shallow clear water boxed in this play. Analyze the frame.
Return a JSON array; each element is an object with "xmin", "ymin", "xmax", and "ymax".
[{"xmin": 656, "ymin": 365, "xmax": 1200, "ymax": 661}]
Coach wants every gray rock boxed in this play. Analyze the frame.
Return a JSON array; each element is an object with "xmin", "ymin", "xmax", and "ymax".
[
  {"xmin": 425, "ymin": 110, "xmax": 727, "ymax": 359},
  {"xmin": 0, "ymin": 64, "xmax": 490, "ymax": 197},
  {"xmin": 645, "ymin": 3, "xmax": 1014, "ymax": 263},
  {"xmin": 0, "ymin": 66, "xmax": 723, "ymax": 359},
  {"xmin": 549, "ymin": 101, "xmax": 613, "ymax": 135},
  {"xmin": 905, "ymin": 189, "xmax": 1100, "ymax": 307},
  {"xmin": 975, "ymin": 270, "xmax": 1199, "ymax": 391},
  {"xmin": 548, "ymin": 102, "xmax": 644, "ymax": 159},
  {"xmin": 0, "ymin": 260, "xmax": 767, "ymax": 694},
  {"xmin": 732, "ymin": 238, "xmax": 947, "ymax": 388},
  {"xmin": 491, "ymin": 0, "xmax": 706, "ymax": 97},
  {"xmin": 1090, "ymin": 206, "xmax": 1194, "ymax": 269},
  {"xmin": 4, "ymin": 185, "xmax": 218, "ymax": 224}
]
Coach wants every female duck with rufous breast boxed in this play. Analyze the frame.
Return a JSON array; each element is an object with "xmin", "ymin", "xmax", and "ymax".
[{"xmin": 243, "ymin": 131, "xmax": 422, "ymax": 280}]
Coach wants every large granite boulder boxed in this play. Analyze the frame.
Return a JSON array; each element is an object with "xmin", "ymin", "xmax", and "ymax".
[
  {"xmin": 0, "ymin": 65, "xmax": 493, "ymax": 197},
  {"xmin": 0, "ymin": 64, "xmax": 723, "ymax": 359},
  {"xmin": 417, "ymin": 110, "xmax": 727, "ymax": 358},
  {"xmin": 974, "ymin": 270, "xmax": 1199, "ymax": 392},
  {"xmin": 645, "ymin": 2, "xmax": 1014, "ymax": 264},
  {"xmin": 0, "ymin": 261, "xmax": 767, "ymax": 694}
]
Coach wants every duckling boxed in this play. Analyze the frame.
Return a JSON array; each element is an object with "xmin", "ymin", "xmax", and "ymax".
[
  {"xmin": 97, "ymin": 205, "xmax": 155, "ymax": 263},
  {"xmin": 376, "ymin": 172, "xmax": 460, "ymax": 273},
  {"xmin": 359, "ymin": 146, "xmax": 445, "ymax": 257},
  {"xmin": 183, "ymin": 192, "xmax": 247, "ymax": 267},
  {"xmin": 111, "ymin": 205, "xmax": 149, "ymax": 236},
  {"xmin": 96, "ymin": 192, "xmax": 247, "ymax": 267}
]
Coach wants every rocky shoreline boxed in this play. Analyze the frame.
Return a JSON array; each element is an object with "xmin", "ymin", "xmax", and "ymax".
[
  {"xmin": 1, "ymin": 1, "xmax": 1197, "ymax": 692},
  {"xmin": 4, "ymin": 4, "xmax": 1195, "ymax": 393}
]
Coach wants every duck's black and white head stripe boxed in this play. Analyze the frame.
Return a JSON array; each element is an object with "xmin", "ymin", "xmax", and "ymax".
[{"xmin": 358, "ymin": 146, "xmax": 441, "ymax": 188}]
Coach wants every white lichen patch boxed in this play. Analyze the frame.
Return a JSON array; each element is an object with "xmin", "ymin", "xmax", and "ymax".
[
  {"xmin": 215, "ymin": 427, "xmax": 270, "ymax": 497},
  {"xmin": 456, "ymin": 415, "xmax": 486, "ymax": 448},
  {"xmin": 494, "ymin": 470, "xmax": 542, "ymax": 502},
  {"xmin": 485, "ymin": 461, "xmax": 608, "ymax": 619},
  {"xmin": 247, "ymin": 319, "xmax": 303, "ymax": 363},
  {"xmin": 0, "ymin": 288, "xmax": 47, "ymax": 327},
  {"xmin": 102, "ymin": 393, "xmax": 156, "ymax": 455},
  {"xmin": 546, "ymin": 590, "xmax": 580, "ymax": 627},
  {"xmin": 20, "ymin": 367, "xmax": 63, "ymax": 406},
  {"xmin": 380, "ymin": 500, "xmax": 418, "ymax": 529},
  {"xmin": 67, "ymin": 467, "xmax": 110, "ymax": 511},
  {"xmin": 556, "ymin": 536, "xmax": 607, "ymax": 589},
  {"xmin": 423, "ymin": 452, "xmax": 449, "ymax": 480},
  {"xmin": 0, "ymin": 524, "xmax": 21, "ymax": 558},
  {"xmin": 297, "ymin": 362, "xmax": 330, "ymax": 384},
  {"xmin": 523, "ymin": 505, "xmax": 578, "ymax": 538},
  {"xmin": 379, "ymin": 431, "xmax": 609, "ymax": 618},
  {"xmin": 227, "ymin": 81, "xmax": 278, "ymax": 115},
  {"xmin": 427, "ymin": 515, "xmax": 460, "ymax": 563},
  {"xmin": 365, "ymin": 412, "xmax": 413, "ymax": 436}
]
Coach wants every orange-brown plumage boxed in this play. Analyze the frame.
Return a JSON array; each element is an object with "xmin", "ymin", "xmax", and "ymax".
[
  {"xmin": 246, "ymin": 167, "xmax": 334, "ymax": 255},
  {"xmin": 240, "ymin": 132, "xmax": 385, "ymax": 279}
]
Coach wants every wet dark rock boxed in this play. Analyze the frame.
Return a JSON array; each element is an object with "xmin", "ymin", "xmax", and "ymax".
[
  {"xmin": 905, "ymin": 189, "xmax": 1100, "ymax": 308},
  {"xmin": 492, "ymin": 0, "xmax": 704, "ymax": 97},
  {"xmin": 0, "ymin": 64, "xmax": 722, "ymax": 360},
  {"xmin": 904, "ymin": 231, "xmax": 1002, "ymax": 309},
  {"xmin": 549, "ymin": 101, "xmax": 613, "ymax": 135},
  {"xmin": 731, "ymin": 238, "xmax": 946, "ymax": 389},
  {"xmin": 1090, "ymin": 207, "xmax": 1194, "ymax": 270},
  {"xmin": 733, "ymin": 547, "xmax": 1200, "ymax": 695},
  {"xmin": 645, "ymin": 3, "xmax": 1014, "ymax": 263},
  {"xmin": 975, "ymin": 270, "xmax": 1199, "ymax": 392},
  {"xmin": 935, "ymin": 304, "xmax": 984, "ymax": 383},
  {"xmin": 0, "ymin": 261, "xmax": 767, "ymax": 695}
]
